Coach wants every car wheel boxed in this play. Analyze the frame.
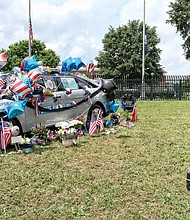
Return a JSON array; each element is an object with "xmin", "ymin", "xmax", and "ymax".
[{"xmin": 86, "ymin": 104, "xmax": 104, "ymax": 130}]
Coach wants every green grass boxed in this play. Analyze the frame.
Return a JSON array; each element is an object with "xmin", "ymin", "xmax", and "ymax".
[{"xmin": 1, "ymin": 100, "xmax": 190, "ymax": 219}]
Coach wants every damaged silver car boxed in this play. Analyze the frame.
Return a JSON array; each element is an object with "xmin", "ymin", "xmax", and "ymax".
[{"xmin": 0, "ymin": 71, "xmax": 117, "ymax": 134}]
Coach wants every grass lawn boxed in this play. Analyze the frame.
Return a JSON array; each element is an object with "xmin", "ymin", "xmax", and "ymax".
[{"xmin": 1, "ymin": 100, "xmax": 190, "ymax": 219}]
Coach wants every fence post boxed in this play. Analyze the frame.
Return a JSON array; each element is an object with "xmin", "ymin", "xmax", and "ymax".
[
  {"xmin": 121, "ymin": 80, "xmax": 124, "ymax": 96},
  {"xmin": 179, "ymin": 79, "xmax": 182, "ymax": 100},
  {"xmin": 150, "ymin": 78, "xmax": 153, "ymax": 100}
]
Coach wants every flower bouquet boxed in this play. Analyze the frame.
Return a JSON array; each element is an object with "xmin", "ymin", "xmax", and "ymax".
[
  {"xmin": 30, "ymin": 122, "xmax": 52, "ymax": 145},
  {"xmin": 55, "ymin": 119, "xmax": 84, "ymax": 146}
]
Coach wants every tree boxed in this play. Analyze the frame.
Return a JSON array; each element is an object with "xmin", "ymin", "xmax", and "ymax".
[
  {"xmin": 95, "ymin": 20, "xmax": 165, "ymax": 79},
  {"xmin": 167, "ymin": 0, "xmax": 190, "ymax": 60},
  {"xmin": 1, "ymin": 39, "xmax": 60, "ymax": 72}
]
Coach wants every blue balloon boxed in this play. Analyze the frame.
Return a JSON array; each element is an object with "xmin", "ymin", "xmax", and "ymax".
[
  {"xmin": 105, "ymin": 120, "xmax": 111, "ymax": 127},
  {"xmin": 62, "ymin": 57, "xmax": 85, "ymax": 72},
  {"xmin": 23, "ymin": 55, "xmax": 39, "ymax": 72},
  {"xmin": 61, "ymin": 61, "xmax": 67, "ymax": 72},
  {"xmin": 62, "ymin": 57, "xmax": 76, "ymax": 72},
  {"xmin": 110, "ymin": 100, "xmax": 119, "ymax": 113},
  {"xmin": 6, "ymin": 100, "xmax": 27, "ymax": 119},
  {"xmin": 72, "ymin": 58, "xmax": 85, "ymax": 70}
]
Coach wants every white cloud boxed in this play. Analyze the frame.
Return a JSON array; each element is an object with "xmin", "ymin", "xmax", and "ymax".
[{"xmin": 0, "ymin": 0, "xmax": 189, "ymax": 75}]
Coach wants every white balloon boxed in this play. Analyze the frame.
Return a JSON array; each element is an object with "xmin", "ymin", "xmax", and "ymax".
[{"xmin": 11, "ymin": 126, "xmax": 20, "ymax": 136}]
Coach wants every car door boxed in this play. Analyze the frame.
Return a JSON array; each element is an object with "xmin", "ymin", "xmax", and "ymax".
[
  {"xmin": 54, "ymin": 76, "xmax": 90, "ymax": 120},
  {"xmin": 24, "ymin": 76, "xmax": 65, "ymax": 130}
]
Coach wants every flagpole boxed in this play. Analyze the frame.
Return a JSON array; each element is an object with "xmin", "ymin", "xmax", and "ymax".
[
  {"xmin": 141, "ymin": 0, "xmax": 146, "ymax": 99},
  {"xmin": 29, "ymin": 0, "xmax": 32, "ymax": 57}
]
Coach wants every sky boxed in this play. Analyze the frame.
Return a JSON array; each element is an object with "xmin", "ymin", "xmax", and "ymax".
[{"xmin": 0, "ymin": 0, "xmax": 189, "ymax": 75}]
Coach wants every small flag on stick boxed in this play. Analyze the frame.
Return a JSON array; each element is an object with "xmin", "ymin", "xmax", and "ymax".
[
  {"xmin": 89, "ymin": 109, "xmax": 104, "ymax": 135},
  {"xmin": 96, "ymin": 110, "xmax": 104, "ymax": 131},
  {"xmin": 0, "ymin": 119, "xmax": 11, "ymax": 153},
  {"xmin": 89, "ymin": 111, "xmax": 97, "ymax": 135}
]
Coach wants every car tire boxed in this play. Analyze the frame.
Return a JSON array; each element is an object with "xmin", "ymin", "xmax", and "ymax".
[{"xmin": 86, "ymin": 104, "xmax": 104, "ymax": 130}]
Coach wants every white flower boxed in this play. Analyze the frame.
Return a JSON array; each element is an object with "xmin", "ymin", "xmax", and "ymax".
[
  {"xmin": 61, "ymin": 130, "xmax": 66, "ymax": 135},
  {"xmin": 70, "ymin": 127, "xmax": 76, "ymax": 134},
  {"xmin": 55, "ymin": 121, "xmax": 69, "ymax": 129},
  {"xmin": 68, "ymin": 119, "xmax": 83, "ymax": 127},
  {"xmin": 19, "ymin": 138, "xmax": 25, "ymax": 145},
  {"xmin": 25, "ymin": 138, "xmax": 31, "ymax": 144},
  {"xmin": 57, "ymin": 129, "xmax": 62, "ymax": 135}
]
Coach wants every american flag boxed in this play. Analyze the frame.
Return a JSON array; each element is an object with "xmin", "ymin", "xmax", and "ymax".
[
  {"xmin": 144, "ymin": 28, "xmax": 148, "ymax": 54},
  {"xmin": 28, "ymin": 69, "xmax": 42, "ymax": 83},
  {"xmin": 29, "ymin": 18, "xmax": 33, "ymax": 46},
  {"xmin": 0, "ymin": 78, "xmax": 6, "ymax": 89},
  {"xmin": 89, "ymin": 110, "xmax": 104, "ymax": 135},
  {"xmin": 96, "ymin": 110, "xmax": 104, "ymax": 131},
  {"xmin": 0, "ymin": 119, "xmax": 11, "ymax": 151},
  {"xmin": 0, "ymin": 75, "xmax": 10, "ymax": 89},
  {"xmin": 86, "ymin": 60, "xmax": 95, "ymax": 75},
  {"xmin": 9, "ymin": 78, "xmax": 33, "ymax": 98},
  {"xmin": 89, "ymin": 111, "xmax": 97, "ymax": 135}
]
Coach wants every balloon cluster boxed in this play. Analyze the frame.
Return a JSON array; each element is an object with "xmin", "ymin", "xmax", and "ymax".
[{"xmin": 62, "ymin": 57, "xmax": 85, "ymax": 72}]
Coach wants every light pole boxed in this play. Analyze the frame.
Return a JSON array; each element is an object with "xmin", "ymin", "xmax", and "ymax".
[{"xmin": 29, "ymin": 0, "xmax": 32, "ymax": 57}]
